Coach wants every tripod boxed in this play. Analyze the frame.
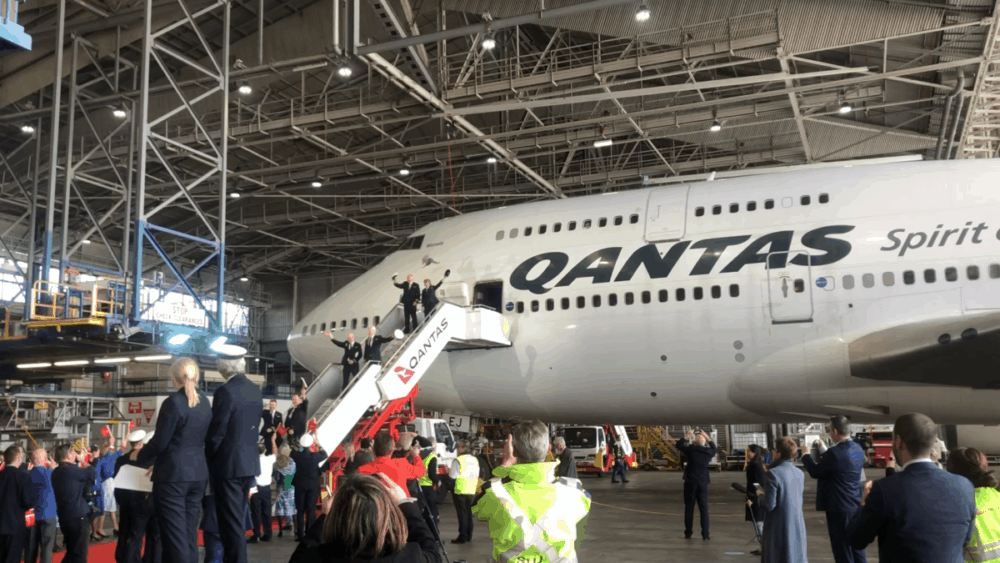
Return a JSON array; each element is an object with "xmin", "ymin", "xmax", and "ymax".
[{"xmin": 413, "ymin": 486, "xmax": 450, "ymax": 563}]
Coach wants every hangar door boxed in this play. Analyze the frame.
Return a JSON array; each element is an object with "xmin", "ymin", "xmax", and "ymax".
[
  {"xmin": 766, "ymin": 251, "xmax": 814, "ymax": 324},
  {"xmin": 644, "ymin": 186, "xmax": 688, "ymax": 242}
]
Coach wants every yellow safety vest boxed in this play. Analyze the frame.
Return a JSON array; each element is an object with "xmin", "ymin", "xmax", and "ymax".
[
  {"xmin": 967, "ymin": 487, "xmax": 1000, "ymax": 562},
  {"xmin": 418, "ymin": 453, "xmax": 437, "ymax": 487},
  {"xmin": 489, "ymin": 477, "xmax": 590, "ymax": 562},
  {"xmin": 454, "ymin": 455, "xmax": 479, "ymax": 495}
]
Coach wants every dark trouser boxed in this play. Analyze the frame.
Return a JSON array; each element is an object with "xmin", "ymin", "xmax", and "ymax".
[
  {"xmin": 403, "ymin": 305, "xmax": 418, "ymax": 333},
  {"xmin": 153, "ymin": 480, "xmax": 206, "ymax": 563},
  {"xmin": 57, "ymin": 516, "xmax": 89, "ymax": 563},
  {"xmin": 24, "ymin": 516, "xmax": 56, "ymax": 563},
  {"xmin": 0, "ymin": 531, "xmax": 24, "ymax": 563},
  {"xmin": 143, "ymin": 514, "xmax": 162, "ymax": 563},
  {"xmin": 293, "ymin": 487, "xmax": 318, "ymax": 541},
  {"xmin": 342, "ymin": 363, "xmax": 359, "ymax": 389},
  {"xmin": 116, "ymin": 492, "xmax": 154, "ymax": 563},
  {"xmin": 453, "ymin": 493, "xmax": 474, "ymax": 541},
  {"xmin": 611, "ymin": 462, "xmax": 627, "ymax": 482},
  {"xmin": 214, "ymin": 476, "xmax": 254, "ymax": 563},
  {"xmin": 420, "ymin": 486, "xmax": 438, "ymax": 520},
  {"xmin": 249, "ymin": 485, "xmax": 272, "ymax": 540},
  {"xmin": 683, "ymin": 480, "xmax": 710, "ymax": 539},
  {"xmin": 826, "ymin": 510, "xmax": 867, "ymax": 563}
]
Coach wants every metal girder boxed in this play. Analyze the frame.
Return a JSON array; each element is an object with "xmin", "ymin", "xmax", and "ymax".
[
  {"xmin": 778, "ymin": 50, "xmax": 814, "ymax": 163},
  {"xmin": 364, "ymin": 0, "xmax": 437, "ymax": 94},
  {"xmin": 957, "ymin": 6, "xmax": 1000, "ymax": 158},
  {"xmin": 356, "ymin": 0, "xmax": 635, "ymax": 55},
  {"xmin": 363, "ymin": 52, "xmax": 565, "ymax": 199}
]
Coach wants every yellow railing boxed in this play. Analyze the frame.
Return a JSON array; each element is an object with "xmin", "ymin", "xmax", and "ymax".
[{"xmin": 29, "ymin": 279, "xmax": 129, "ymax": 322}]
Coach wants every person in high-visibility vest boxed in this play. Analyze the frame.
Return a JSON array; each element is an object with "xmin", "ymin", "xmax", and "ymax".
[
  {"xmin": 946, "ymin": 447, "xmax": 1000, "ymax": 563},
  {"xmin": 417, "ymin": 437, "xmax": 440, "ymax": 523},
  {"xmin": 449, "ymin": 440, "xmax": 479, "ymax": 544},
  {"xmin": 473, "ymin": 420, "xmax": 591, "ymax": 562}
]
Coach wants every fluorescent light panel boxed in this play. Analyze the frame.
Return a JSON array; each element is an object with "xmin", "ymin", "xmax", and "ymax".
[
  {"xmin": 95, "ymin": 357, "xmax": 130, "ymax": 363},
  {"xmin": 17, "ymin": 362, "xmax": 51, "ymax": 369},
  {"xmin": 134, "ymin": 355, "xmax": 173, "ymax": 362},
  {"xmin": 54, "ymin": 360, "xmax": 90, "ymax": 367},
  {"xmin": 593, "ymin": 139, "xmax": 613, "ymax": 148}
]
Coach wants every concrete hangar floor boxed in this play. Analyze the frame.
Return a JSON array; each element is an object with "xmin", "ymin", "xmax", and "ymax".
[{"xmin": 243, "ymin": 471, "xmax": 871, "ymax": 562}]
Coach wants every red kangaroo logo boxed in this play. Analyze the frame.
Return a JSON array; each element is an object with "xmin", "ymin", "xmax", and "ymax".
[{"xmin": 395, "ymin": 366, "xmax": 415, "ymax": 384}]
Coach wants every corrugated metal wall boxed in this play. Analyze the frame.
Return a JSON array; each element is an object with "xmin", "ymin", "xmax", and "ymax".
[{"xmin": 260, "ymin": 273, "xmax": 362, "ymax": 342}]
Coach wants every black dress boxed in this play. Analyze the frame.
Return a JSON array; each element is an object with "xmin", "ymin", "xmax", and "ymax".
[{"xmin": 745, "ymin": 461, "xmax": 766, "ymax": 523}]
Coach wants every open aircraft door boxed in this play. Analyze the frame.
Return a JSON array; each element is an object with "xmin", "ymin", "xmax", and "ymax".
[
  {"xmin": 766, "ymin": 251, "xmax": 814, "ymax": 324},
  {"xmin": 644, "ymin": 186, "xmax": 689, "ymax": 242},
  {"xmin": 438, "ymin": 282, "xmax": 470, "ymax": 306}
]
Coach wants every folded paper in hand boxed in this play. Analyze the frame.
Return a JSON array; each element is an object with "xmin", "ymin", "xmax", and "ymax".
[{"xmin": 115, "ymin": 465, "xmax": 154, "ymax": 493}]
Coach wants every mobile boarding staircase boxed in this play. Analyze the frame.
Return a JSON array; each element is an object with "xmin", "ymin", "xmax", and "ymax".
[{"xmin": 303, "ymin": 302, "xmax": 512, "ymax": 487}]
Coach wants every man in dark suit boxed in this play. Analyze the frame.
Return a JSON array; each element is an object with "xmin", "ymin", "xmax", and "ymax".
[
  {"xmin": 285, "ymin": 392, "xmax": 308, "ymax": 448},
  {"xmin": 288, "ymin": 434, "xmax": 328, "ymax": 542},
  {"xmin": 362, "ymin": 326, "xmax": 395, "ymax": 364},
  {"xmin": 51, "ymin": 443, "xmax": 96, "ymax": 563},
  {"xmin": 552, "ymin": 437, "xmax": 578, "ymax": 479},
  {"xmin": 0, "ymin": 445, "xmax": 34, "ymax": 563},
  {"xmin": 392, "ymin": 273, "xmax": 421, "ymax": 333},
  {"xmin": 676, "ymin": 429, "xmax": 717, "ymax": 540},
  {"xmin": 849, "ymin": 413, "xmax": 976, "ymax": 563},
  {"xmin": 206, "ymin": 353, "xmax": 263, "ymax": 563},
  {"xmin": 260, "ymin": 400, "xmax": 282, "ymax": 455},
  {"xmin": 329, "ymin": 333, "xmax": 363, "ymax": 389},
  {"xmin": 802, "ymin": 415, "xmax": 867, "ymax": 563},
  {"xmin": 25, "ymin": 447, "xmax": 57, "ymax": 563}
]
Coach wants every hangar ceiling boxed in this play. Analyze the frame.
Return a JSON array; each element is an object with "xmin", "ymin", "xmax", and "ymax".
[{"xmin": 0, "ymin": 0, "xmax": 997, "ymax": 283}]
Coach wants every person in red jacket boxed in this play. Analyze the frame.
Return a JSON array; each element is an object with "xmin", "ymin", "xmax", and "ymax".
[{"xmin": 357, "ymin": 433, "xmax": 424, "ymax": 492}]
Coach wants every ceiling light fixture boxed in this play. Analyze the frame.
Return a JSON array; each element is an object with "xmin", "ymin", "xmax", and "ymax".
[
  {"xmin": 487, "ymin": 157, "xmax": 497, "ymax": 164},
  {"xmin": 593, "ymin": 139, "xmax": 613, "ymax": 148},
  {"xmin": 134, "ymin": 354, "xmax": 173, "ymax": 362},
  {"xmin": 21, "ymin": 124, "xmax": 35, "ymax": 135},
  {"xmin": 17, "ymin": 362, "xmax": 51, "ymax": 369},
  {"xmin": 709, "ymin": 119, "xmax": 722, "ymax": 132},
  {"xmin": 311, "ymin": 180, "xmax": 322, "ymax": 188},
  {"xmin": 230, "ymin": 192, "xmax": 240, "ymax": 198},
  {"xmin": 338, "ymin": 65, "xmax": 353, "ymax": 78},
  {"xmin": 635, "ymin": 3, "xmax": 651, "ymax": 21},
  {"xmin": 95, "ymin": 357, "xmax": 130, "ymax": 364},
  {"xmin": 482, "ymin": 31, "xmax": 497, "ymax": 50},
  {"xmin": 54, "ymin": 360, "xmax": 90, "ymax": 367},
  {"xmin": 237, "ymin": 81, "xmax": 252, "ymax": 95},
  {"xmin": 839, "ymin": 102, "xmax": 852, "ymax": 114},
  {"xmin": 167, "ymin": 333, "xmax": 191, "ymax": 346},
  {"xmin": 399, "ymin": 167, "xmax": 410, "ymax": 176},
  {"xmin": 240, "ymin": 276, "xmax": 249, "ymax": 282},
  {"xmin": 81, "ymin": 239, "xmax": 91, "ymax": 244},
  {"xmin": 112, "ymin": 108, "xmax": 127, "ymax": 119}
]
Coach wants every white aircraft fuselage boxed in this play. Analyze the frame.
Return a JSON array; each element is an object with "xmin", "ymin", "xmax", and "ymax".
[{"xmin": 288, "ymin": 160, "xmax": 1000, "ymax": 425}]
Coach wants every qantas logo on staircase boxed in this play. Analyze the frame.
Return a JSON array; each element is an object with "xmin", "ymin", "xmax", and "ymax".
[{"xmin": 395, "ymin": 366, "xmax": 415, "ymax": 384}]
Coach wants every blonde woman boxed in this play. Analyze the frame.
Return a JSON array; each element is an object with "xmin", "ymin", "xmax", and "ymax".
[
  {"xmin": 274, "ymin": 443, "xmax": 297, "ymax": 538},
  {"xmin": 136, "ymin": 357, "xmax": 212, "ymax": 563}
]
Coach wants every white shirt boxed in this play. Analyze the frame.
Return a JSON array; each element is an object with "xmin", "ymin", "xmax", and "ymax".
[
  {"xmin": 449, "ymin": 459, "xmax": 461, "ymax": 479},
  {"xmin": 257, "ymin": 454, "xmax": 276, "ymax": 487},
  {"xmin": 901, "ymin": 457, "xmax": 935, "ymax": 471}
]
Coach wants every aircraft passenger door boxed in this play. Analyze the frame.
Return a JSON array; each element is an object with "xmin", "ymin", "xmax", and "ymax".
[
  {"xmin": 473, "ymin": 281, "xmax": 504, "ymax": 312},
  {"xmin": 766, "ymin": 251, "xmax": 814, "ymax": 324},
  {"xmin": 644, "ymin": 186, "xmax": 689, "ymax": 242}
]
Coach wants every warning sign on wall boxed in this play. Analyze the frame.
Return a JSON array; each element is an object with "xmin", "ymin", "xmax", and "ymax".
[{"xmin": 128, "ymin": 402, "xmax": 142, "ymax": 414}]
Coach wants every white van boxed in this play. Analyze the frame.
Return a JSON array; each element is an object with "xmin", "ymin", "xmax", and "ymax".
[
  {"xmin": 562, "ymin": 426, "xmax": 609, "ymax": 477},
  {"xmin": 399, "ymin": 418, "xmax": 458, "ymax": 473}
]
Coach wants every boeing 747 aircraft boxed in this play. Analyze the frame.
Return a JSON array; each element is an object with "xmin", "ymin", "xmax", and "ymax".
[{"xmin": 288, "ymin": 159, "xmax": 1000, "ymax": 425}]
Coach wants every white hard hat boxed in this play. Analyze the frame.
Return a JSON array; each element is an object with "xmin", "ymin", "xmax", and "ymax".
[
  {"xmin": 300, "ymin": 434, "xmax": 315, "ymax": 448},
  {"xmin": 128, "ymin": 430, "xmax": 147, "ymax": 442}
]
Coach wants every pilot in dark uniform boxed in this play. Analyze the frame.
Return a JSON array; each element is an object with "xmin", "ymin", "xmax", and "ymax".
[
  {"xmin": 288, "ymin": 434, "xmax": 327, "ymax": 543},
  {"xmin": 329, "ymin": 333, "xmax": 363, "ymax": 389},
  {"xmin": 362, "ymin": 326, "xmax": 395, "ymax": 364},
  {"xmin": 136, "ymin": 358, "xmax": 212, "ymax": 563},
  {"xmin": 114, "ymin": 430, "xmax": 158, "ymax": 563},
  {"xmin": 421, "ymin": 269, "xmax": 450, "ymax": 313},
  {"xmin": 205, "ymin": 352, "xmax": 262, "ymax": 563},
  {"xmin": 260, "ymin": 400, "xmax": 282, "ymax": 455},
  {"xmin": 392, "ymin": 274, "xmax": 422, "ymax": 333}
]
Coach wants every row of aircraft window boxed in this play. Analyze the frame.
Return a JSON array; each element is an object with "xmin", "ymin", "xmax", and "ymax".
[
  {"xmin": 512, "ymin": 284, "xmax": 743, "ymax": 313},
  {"xmin": 695, "ymin": 193, "xmax": 830, "ymax": 217},
  {"xmin": 305, "ymin": 315, "xmax": 383, "ymax": 336},
  {"xmin": 496, "ymin": 214, "xmax": 641, "ymax": 241},
  {"xmin": 843, "ymin": 264, "xmax": 1000, "ymax": 288}
]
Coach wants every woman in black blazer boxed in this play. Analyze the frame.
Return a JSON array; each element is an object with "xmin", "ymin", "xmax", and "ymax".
[
  {"xmin": 136, "ymin": 358, "xmax": 212, "ymax": 563},
  {"xmin": 290, "ymin": 474, "xmax": 441, "ymax": 563},
  {"xmin": 745, "ymin": 444, "xmax": 767, "ymax": 554}
]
